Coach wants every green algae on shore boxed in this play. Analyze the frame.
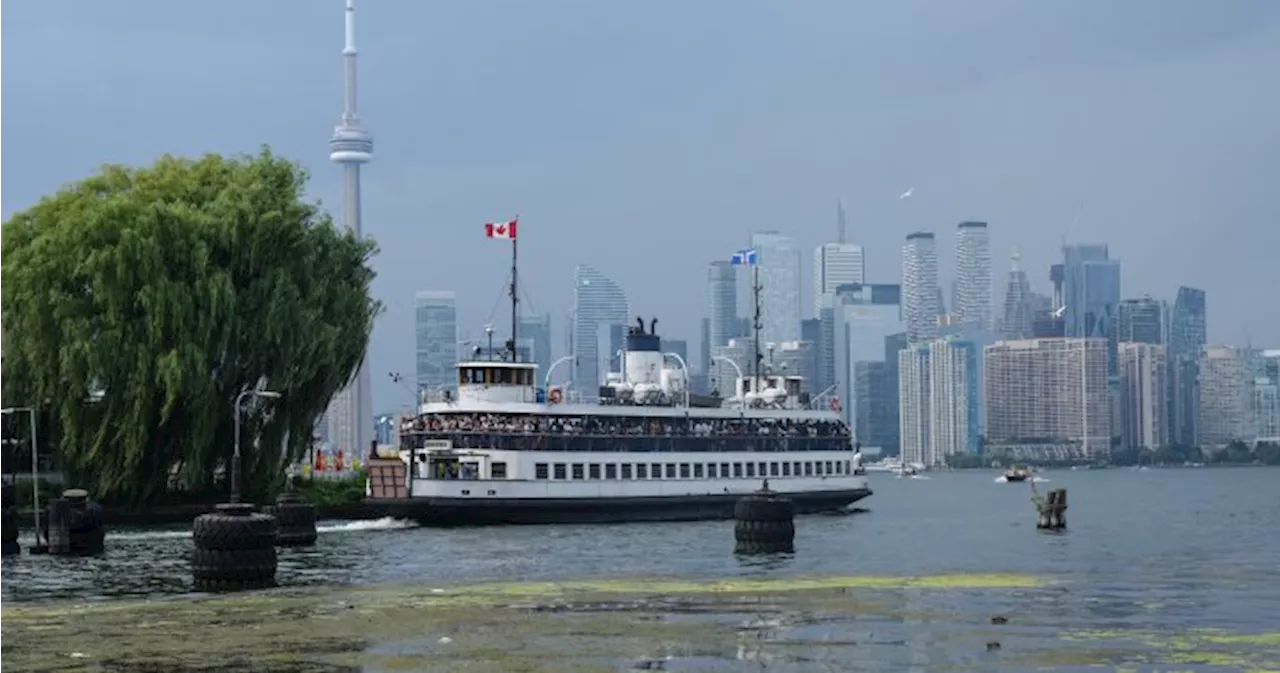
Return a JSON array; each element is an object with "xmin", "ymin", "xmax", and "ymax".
[{"xmin": 3, "ymin": 573, "xmax": 1276, "ymax": 672}]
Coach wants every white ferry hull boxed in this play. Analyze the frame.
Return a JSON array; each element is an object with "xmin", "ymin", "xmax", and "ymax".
[{"xmin": 381, "ymin": 487, "xmax": 871, "ymax": 527}]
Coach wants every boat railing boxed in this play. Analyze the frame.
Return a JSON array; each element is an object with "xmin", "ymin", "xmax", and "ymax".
[{"xmin": 399, "ymin": 431, "xmax": 852, "ymax": 453}]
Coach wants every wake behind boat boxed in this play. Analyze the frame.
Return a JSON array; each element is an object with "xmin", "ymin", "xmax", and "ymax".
[{"xmin": 366, "ymin": 234, "xmax": 871, "ymax": 526}]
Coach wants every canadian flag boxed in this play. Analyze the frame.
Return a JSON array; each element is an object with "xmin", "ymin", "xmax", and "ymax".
[{"xmin": 484, "ymin": 218, "xmax": 518, "ymax": 240}]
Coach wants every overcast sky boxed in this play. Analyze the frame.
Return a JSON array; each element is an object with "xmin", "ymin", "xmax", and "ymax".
[{"xmin": 5, "ymin": 0, "xmax": 1278, "ymax": 411}]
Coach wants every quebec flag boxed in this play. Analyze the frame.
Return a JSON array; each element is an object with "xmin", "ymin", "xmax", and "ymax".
[{"xmin": 730, "ymin": 248, "xmax": 759, "ymax": 266}]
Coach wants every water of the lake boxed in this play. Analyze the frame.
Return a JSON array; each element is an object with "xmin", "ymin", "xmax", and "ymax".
[{"xmin": 3, "ymin": 467, "xmax": 1277, "ymax": 672}]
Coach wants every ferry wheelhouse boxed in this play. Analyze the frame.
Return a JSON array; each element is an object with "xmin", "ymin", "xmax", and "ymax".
[{"xmin": 377, "ymin": 319, "xmax": 871, "ymax": 526}]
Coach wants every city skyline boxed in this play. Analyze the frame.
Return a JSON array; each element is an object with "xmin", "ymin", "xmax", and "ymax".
[{"xmin": 5, "ymin": 1, "xmax": 1278, "ymax": 413}]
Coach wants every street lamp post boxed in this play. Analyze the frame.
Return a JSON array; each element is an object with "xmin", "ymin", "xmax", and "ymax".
[
  {"xmin": 544, "ymin": 355, "xmax": 574, "ymax": 391},
  {"xmin": 663, "ymin": 352, "xmax": 691, "ymax": 408},
  {"xmin": 712, "ymin": 356, "xmax": 746, "ymax": 409},
  {"xmin": 1, "ymin": 406, "xmax": 40, "ymax": 548},
  {"xmin": 231, "ymin": 389, "xmax": 282, "ymax": 503}
]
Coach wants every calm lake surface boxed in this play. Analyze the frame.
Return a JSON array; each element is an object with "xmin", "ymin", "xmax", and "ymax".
[{"xmin": 3, "ymin": 467, "xmax": 1278, "ymax": 672}]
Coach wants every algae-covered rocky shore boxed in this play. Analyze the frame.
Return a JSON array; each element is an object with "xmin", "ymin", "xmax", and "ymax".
[{"xmin": 3, "ymin": 573, "xmax": 1278, "ymax": 672}]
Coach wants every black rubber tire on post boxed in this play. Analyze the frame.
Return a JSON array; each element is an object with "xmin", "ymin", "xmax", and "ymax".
[
  {"xmin": 191, "ymin": 503, "xmax": 279, "ymax": 591},
  {"xmin": 63, "ymin": 489, "xmax": 106, "ymax": 555},
  {"xmin": 193, "ymin": 510, "xmax": 279, "ymax": 552},
  {"xmin": 733, "ymin": 496, "xmax": 795, "ymax": 523},
  {"xmin": 68, "ymin": 504, "xmax": 106, "ymax": 554},
  {"xmin": 734, "ymin": 491, "xmax": 796, "ymax": 554},
  {"xmin": 1, "ymin": 506, "xmax": 20, "ymax": 556},
  {"xmin": 270, "ymin": 500, "xmax": 318, "ymax": 547},
  {"xmin": 192, "ymin": 547, "xmax": 279, "ymax": 589}
]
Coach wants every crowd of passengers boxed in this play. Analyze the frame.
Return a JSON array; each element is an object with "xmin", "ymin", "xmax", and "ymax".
[{"xmin": 399, "ymin": 413, "xmax": 851, "ymax": 451}]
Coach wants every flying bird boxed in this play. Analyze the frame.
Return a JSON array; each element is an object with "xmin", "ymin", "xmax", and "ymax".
[{"xmin": 899, "ymin": 186, "xmax": 914, "ymax": 199}]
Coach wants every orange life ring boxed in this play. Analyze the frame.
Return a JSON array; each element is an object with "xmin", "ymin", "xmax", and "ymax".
[
  {"xmin": 829, "ymin": 397, "xmax": 841, "ymax": 412},
  {"xmin": 548, "ymin": 387, "xmax": 564, "ymax": 404}
]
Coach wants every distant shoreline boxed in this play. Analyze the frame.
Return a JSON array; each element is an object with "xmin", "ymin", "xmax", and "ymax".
[{"xmin": 941, "ymin": 462, "xmax": 1272, "ymax": 471}]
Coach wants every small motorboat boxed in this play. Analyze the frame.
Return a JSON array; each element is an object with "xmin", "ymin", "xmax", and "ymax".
[{"xmin": 1003, "ymin": 467, "xmax": 1031, "ymax": 482}]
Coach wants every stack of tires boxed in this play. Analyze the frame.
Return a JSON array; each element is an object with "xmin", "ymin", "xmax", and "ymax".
[
  {"xmin": 191, "ymin": 503, "xmax": 278, "ymax": 591},
  {"xmin": 1, "ymin": 483, "xmax": 19, "ymax": 556},
  {"xmin": 733, "ymin": 484, "xmax": 796, "ymax": 554},
  {"xmin": 58, "ymin": 489, "xmax": 106, "ymax": 555},
  {"xmin": 265, "ymin": 492, "xmax": 317, "ymax": 547}
]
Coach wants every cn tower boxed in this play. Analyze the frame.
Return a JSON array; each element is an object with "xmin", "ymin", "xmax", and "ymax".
[{"xmin": 325, "ymin": 0, "xmax": 374, "ymax": 455}]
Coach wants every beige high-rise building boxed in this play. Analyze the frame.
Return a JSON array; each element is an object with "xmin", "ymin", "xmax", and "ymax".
[
  {"xmin": 984, "ymin": 338, "xmax": 1111, "ymax": 459},
  {"xmin": 898, "ymin": 344, "xmax": 931, "ymax": 466},
  {"xmin": 897, "ymin": 337, "xmax": 981, "ymax": 467},
  {"xmin": 1118, "ymin": 342, "xmax": 1167, "ymax": 451},
  {"xmin": 1197, "ymin": 345, "xmax": 1253, "ymax": 447}
]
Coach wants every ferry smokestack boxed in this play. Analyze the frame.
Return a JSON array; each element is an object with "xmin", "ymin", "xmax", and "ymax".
[
  {"xmin": 650, "ymin": 317, "xmax": 658, "ymax": 335},
  {"xmin": 635, "ymin": 316, "xmax": 645, "ymax": 334}
]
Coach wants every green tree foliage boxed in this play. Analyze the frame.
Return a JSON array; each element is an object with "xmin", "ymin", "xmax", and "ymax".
[
  {"xmin": 944, "ymin": 452, "xmax": 988, "ymax": 469},
  {"xmin": 1, "ymin": 149, "xmax": 380, "ymax": 505}
]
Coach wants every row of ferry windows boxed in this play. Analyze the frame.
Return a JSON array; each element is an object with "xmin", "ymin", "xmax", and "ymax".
[
  {"xmin": 459, "ymin": 367, "xmax": 535, "ymax": 386},
  {"xmin": 532, "ymin": 459, "xmax": 853, "ymax": 481}
]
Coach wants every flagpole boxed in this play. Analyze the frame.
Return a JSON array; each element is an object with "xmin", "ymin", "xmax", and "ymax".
[
  {"xmin": 509, "ymin": 215, "xmax": 519, "ymax": 363},
  {"xmin": 752, "ymin": 262, "xmax": 762, "ymax": 393}
]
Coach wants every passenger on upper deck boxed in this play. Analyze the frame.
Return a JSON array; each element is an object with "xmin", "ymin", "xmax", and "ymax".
[
  {"xmin": 401, "ymin": 413, "xmax": 847, "ymax": 439},
  {"xmin": 400, "ymin": 411, "xmax": 852, "ymax": 453}
]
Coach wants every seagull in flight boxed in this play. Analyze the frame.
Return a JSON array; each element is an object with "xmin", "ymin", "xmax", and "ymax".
[{"xmin": 899, "ymin": 186, "xmax": 914, "ymax": 200}]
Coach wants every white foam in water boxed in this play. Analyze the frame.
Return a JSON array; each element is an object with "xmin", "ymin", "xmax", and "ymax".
[
  {"xmin": 993, "ymin": 475, "xmax": 1051, "ymax": 484},
  {"xmin": 317, "ymin": 516, "xmax": 417, "ymax": 534},
  {"xmin": 111, "ymin": 529, "xmax": 194, "ymax": 541},
  {"xmin": 20, "ymin": 516, "xmax": 418, "ymax": 543}
]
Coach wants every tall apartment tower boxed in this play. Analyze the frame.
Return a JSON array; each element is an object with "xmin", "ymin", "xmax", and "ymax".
[
  {"xmin": 1197, "ymin": 345, "xmax": 1253, "ymax": 447},
  {"xmin": 898, "ymin": 343, "xmax": 931, "ymax": 466},
  {"xmin": 414, "ymin": 291, "xmax": 458, "ymax": 398},
  {"xmin": 813, "ymin": 243, "xmax": 866, "ymax": 315},
  {"xmin": 1118, "ymin": 342, "xmax": 1167, "ymax": 451},
  {"xmin": 706, "ymin": 260, "xmax": 738, "ymax": 385},
  {"xmin": 902, "ymin": 232, "xmax": 939, "ymax": 343},
  {"xmin": 1253, "ymin": 350, "xmax": 1280, "ymax": 445},
  {"xmin": 1062, "ymin": 244, "xmax": 1121, "ymax": 375},
  {"xmin": 1167, "ymin": 286, "xmax": 1207, "ymax": 447},
  {"xmin": 999, "ymin": 248, "xmax": 1034, "ymax": 340},
  {"xmin": 751, "ymin": 232, "xmax": 803, "ymax": 344},
  {"xmin": 984, "ymin": 338, "xmax": 1112, "ymax": 459},
  {"xmin": 1116, "ymin": 296, "xmax": 1167, "ymax": 345},
  {"xmin": 572, "ymin": 264, "xmax": 630, "ymax": 401},
  {"xmin": 896, "ymin": 337, "xmax": 980, "ymax": 468},
  {"xmin": 927, "ymin": 338, "xmax": 981, "ymax": 466},
  {"xmin": 953, "ymin": 221, "xmax": 992, "ymax": 330}
]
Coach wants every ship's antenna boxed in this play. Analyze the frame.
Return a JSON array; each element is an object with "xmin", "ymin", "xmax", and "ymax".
[
  {"xmin": 837, "ymin": 199, "xmax": 847, "ymax": 244},
  {"xmin": 508, "ymin": 215, "xmax": 520, "ymax": 363},
  {"xmin": 752, "ymin": 259, "xmax": 762, "ymax": 392}
]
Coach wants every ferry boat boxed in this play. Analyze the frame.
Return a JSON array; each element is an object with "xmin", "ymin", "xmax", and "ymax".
[
  {"xmin": 369, "ymin": 237, "xmax": 870, "ymax": 526},
  {"xmin": 380, "ymin": 320, "xmax": 871, "ymax": 526}
]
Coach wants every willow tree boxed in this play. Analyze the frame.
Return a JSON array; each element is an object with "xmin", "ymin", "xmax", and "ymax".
[{"xmin": 1, "ymin": 148, "xmax": 380, "ymax": 505}]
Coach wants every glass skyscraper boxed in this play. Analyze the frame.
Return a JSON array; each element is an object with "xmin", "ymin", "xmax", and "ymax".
[{"xmin": 415, "ymin": 291, "xmax": 458, "ymax": 399}]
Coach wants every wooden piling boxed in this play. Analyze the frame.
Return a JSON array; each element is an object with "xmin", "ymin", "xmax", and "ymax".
[{"xmin": 1032, "ymin": 488, "xmax": 1067, "ymax": 530}]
